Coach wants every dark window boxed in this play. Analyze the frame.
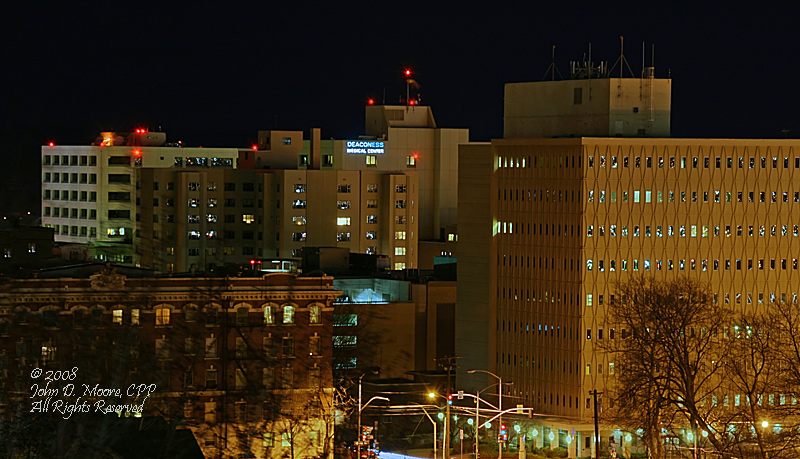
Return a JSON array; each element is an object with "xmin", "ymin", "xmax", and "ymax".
[
  {"xmin": 108, "ymin": 174, "xmax": 130, "ymax": 183},
  {"xmin": 108, "ymin": 210, "xmax": 131, "ymax": 219},
  {"xmin": 573, "ymin": 88, "xmax": 583, "ymax": 104}
]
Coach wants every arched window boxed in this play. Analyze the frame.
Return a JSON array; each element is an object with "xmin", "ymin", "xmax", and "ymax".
[
  {"xmin": 156, "ymin": 308, "xmax": 171, "ymax": 326},
  {"xmin": 236, "ymin": 306, "xmax": 249, "ymax": 326},
  {"xmin": 283, "ymin": 305, "xmax": 295, "ymax": 324},
  {"xmin": 309, "ymin": 305, "xmax": 322, "ymax": 324},
  {"xmin": 264, "ymin": 305, "xmax": 275, "ymax": 325}
]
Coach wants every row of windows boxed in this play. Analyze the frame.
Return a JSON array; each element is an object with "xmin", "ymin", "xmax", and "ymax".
[
  {"xmin": 153, "ymin": 333, "xmax": 319, "ymax": 360},
  {"xmin": 292, "ymin": 183, "xmax": 406, "ymax": 193},
  {"xmin": 589, "ymin": 155, "xmax": 800, "ymax": 170},
  {"xmin": 43, "ymin": 173, "xmax": 97, "ymax": 184},
  {"xmin": 586, "ymin": 257, "xmax": 800, "ymax": 273},
  {"xmin": 148, "ymin": 181, "xmax": 243, "ymax": 192},
  {"xmin": 587, "ymin": 224, "xmax": 800, "ymax": 238},
  {"xmin": 587, "ymin": 189, "xmax": 800, "ymax": 204},
  {"xmin": 359, "ymin": 155, "xmax": 417, "ymax": 168},
  {"xmin": 43, "ymin": 190, "xmax": 98, "ymax": 202},
  {"xmin": 43, "ymin": 207, "xmax": 97, "ymax": 220},
  {"xmin": 290, "ymin": 231, "xmax": 412, "ymax": 242},
  {"xmin": 173, "ymin": 157, "xmax": 234, "ymax": 168},
  {"xmin": 41, "ymin": 224, "xmax": 98, "ymax": 238},
  {"xmin": 1, "ymin": 244, "xmax": 37, "ymax": 259},
  {"xmin": 42, "ymin": 155, "xmax": 97, "ymax": 166},
  {"xmin": 5, "ymin": 304, "xmax": 322, "ymax": 329},
  {"xmin": 497, "ymin": 154, "xmax": 800, "ymax": 172},
  {"xmin": 586, "ymin": 292, "xmax": 800, "ymax": 307}
]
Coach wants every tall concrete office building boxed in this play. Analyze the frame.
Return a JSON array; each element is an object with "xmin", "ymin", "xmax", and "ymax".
[
  {"xmin": 457, "ymin": 70, "xmax": 800, "ymax": 457},
  {"xmin": 41, "ymin": 105, "xmax": 464, "ymax": 273}
]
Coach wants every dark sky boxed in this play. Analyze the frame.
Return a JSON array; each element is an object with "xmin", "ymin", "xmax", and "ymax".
[{"xmin": 2, "ymin": 1, "xmax": 800, "ymax": 214}]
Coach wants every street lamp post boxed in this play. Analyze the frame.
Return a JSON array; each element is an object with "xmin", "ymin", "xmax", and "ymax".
[
  {"xmin": 468, "ymin": 369, "xmax": 506, "ymax": 459},
  {"xmin": 472, "ymin": 381, "xmax": 513, "ymax": 459},
  {"xmin": 413, "ymin": 403, "xmax": 438, "ymax": 459},
  {"xmin": 358, "ymin": 370, "xmax": 380, "ymax": 459}
]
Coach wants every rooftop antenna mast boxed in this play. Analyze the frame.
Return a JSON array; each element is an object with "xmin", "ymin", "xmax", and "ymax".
[
  {"xmin": 609, "ymin": 36, "xmax": 636, "ymax": 78},
  {"xmin": 541, "ymin": 45, "xmax": 564, "ymax": 81}
]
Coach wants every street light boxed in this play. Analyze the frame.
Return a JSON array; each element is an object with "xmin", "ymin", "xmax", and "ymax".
[
  {"xmin": 413, "ymin": 403, "xmax": 438, "ymax": 459},
  {"xmin": 468, "ymin": 369, "xmax": 509, "ymax": 459},
  {"xmin": 473, "ymin": 381, "xmax": 513, "ymax": 458},
  {"xmin": 358, "ymin": 370, "xmax": 381, "ymax": 459}
]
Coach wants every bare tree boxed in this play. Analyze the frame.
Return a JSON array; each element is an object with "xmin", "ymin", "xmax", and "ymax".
[{"xmin": 604, "ymin": 276, "xmax": 734, "ymax": 458}]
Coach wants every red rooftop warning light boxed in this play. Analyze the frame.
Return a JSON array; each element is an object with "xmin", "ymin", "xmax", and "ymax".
[
  {"xmin": 48, "ymin": 142, "xmax": 54, "ymax": 147},
  {"xmin": 405, "ymin": 69, "xmax": 411, "ymax": 76},
  {"xmin": 368, "ymin": 98, "xmax": 374, "ymax": 105},
  {"xmin": 251, "ymin": 145, "xmax": 258, "ymax": 151}
]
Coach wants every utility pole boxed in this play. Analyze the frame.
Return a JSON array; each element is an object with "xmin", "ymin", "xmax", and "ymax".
[
  {"xmin": 589, "ymin": 390, "xmax": 603, "ymax": 459},
  {"xmin": 437, "ymin": 356, "xmax": 461, "ymax": 459}
]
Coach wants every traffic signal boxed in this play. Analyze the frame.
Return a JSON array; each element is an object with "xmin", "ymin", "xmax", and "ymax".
[{"xmin": 447, "ymin": 394, "xmax": 453, "ymax": 405}]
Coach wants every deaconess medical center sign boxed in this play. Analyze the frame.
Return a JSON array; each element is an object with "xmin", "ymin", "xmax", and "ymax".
[{"xmin": 345, "ymin": 141, "xmax": 385, "ymax": 154}]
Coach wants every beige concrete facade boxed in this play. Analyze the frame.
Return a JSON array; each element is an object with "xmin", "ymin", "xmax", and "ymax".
[
  {"xmin": 41, "ymin": 145, "xmax": 239, "ymax": 264},
  {"xmin": 136, "ymin": 168, "xmax": 419, "ymax": 272},
  {"xmin": 504, "ymin": 78, "xmax": 671, "ymax": 139},
  {"xmin": 457, "ymin": 137, "xmax": 800, "ymax": 456},
  {"xmin": 301, "ymin": 105, "xmax": 468, "ymax": 241}
]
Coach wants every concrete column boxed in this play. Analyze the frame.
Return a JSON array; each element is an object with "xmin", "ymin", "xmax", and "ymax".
[
  {"xmin": 566, "ymin": 432, "xmax": 575, "ymax": 459},
  {"xmin": 531, "ymin": 426, "xmax": 543, "ymax": 450}
]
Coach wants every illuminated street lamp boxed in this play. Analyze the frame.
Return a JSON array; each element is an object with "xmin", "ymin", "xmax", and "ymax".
[
  {"xmin": 358, "ymin": 369, "xmax": 381, "ymax": 459},
  {"xmin": 468, "ymin": 369, "xmax": 508, "ymax": 459}
]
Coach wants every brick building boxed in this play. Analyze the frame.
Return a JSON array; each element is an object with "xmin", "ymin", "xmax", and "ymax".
[{"xmin": 0, "ymin": 266, "xmax": 341, "ymax": 458}]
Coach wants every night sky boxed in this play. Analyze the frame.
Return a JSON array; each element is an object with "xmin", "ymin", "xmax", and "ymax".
[{"xmin": 2, "ymin": 2, "xmax": 800, "ymax": 215}]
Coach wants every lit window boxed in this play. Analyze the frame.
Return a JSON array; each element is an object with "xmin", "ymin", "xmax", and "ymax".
[
  {"xmin": 112, "ymin": 309, "xmax": 123, "ymax": 325},
  {"xmin": 337, "ymin": 200, "xmax": 351, "ymax": 210},
  {"xmin": 395, "ymin": 247, "xmax": 406, "ymax": 256},
  {"xmin": 366, "ymin": 155, "xmax": 376, "ymax": 166},
  {"xmin": 309, "ymin": 305, "xmax": 322, "ymax": 325},
  {"xmin": 367, "ymin": 184, "xmax": 378, "ymax": 193},
  {"xmin": 155, "ymin": 308, "xmax": 170, "ymax": 326},
  {"xmin": 337, "ymin": 232, "xmax": 351, "ymax": 242},
  {"xmin": 292, "ymin": 216, "xmax": 306, "ymax": 226},
  {"xmin": 337, "ymin": 217, "xmax": 351, "ymax": 226},
  {"xmin": 242, "ymin": 214, "xmax": 255, "ymax": 224},
  {"xmin": 283, "ymin": 305, "xmax": 295, "ymax": 324},
  {"xmin": 263, "ymin": 305, "xmax": 275, "ymax": 324},
  {"xmin": 394, "ymin": 262, "xmax": 406, "ymax": 270},
  {"xmin": 406, "ymin": 155, "xmax": 416, "ymax": 167},
  {"xmin": 394, "ymin": 231, "xmax": 406, "ymax": 240}
]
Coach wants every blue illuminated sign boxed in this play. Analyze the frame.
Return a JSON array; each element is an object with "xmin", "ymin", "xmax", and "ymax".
[{"xmin": 346, "ymin": 141, "xmax": 385, "ymax": 154}]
